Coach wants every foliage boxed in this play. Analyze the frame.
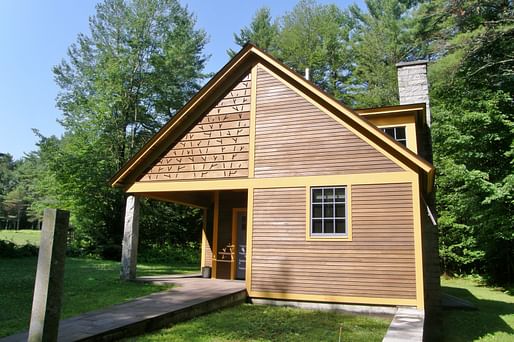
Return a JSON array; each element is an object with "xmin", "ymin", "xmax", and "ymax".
[
  {"xmin": 0, "ymin": 153, "xmax": 27, "ymax": 229},
  {"xmin": 0, "ymin": 240, "xmax": 38, "ymax": 258},
  {"xmin": 421, "ymin": 0, "xmax": 514, "ymax": 283},
  {"xmin": 0, "ymin": 257, "xmax": 177, "ymax": 337},
  {"xmin": 44, "ymin": 0, "xmax": 208, "ymax": 251},
  {"xmin": 441, "ymin": 276, "xmax": 514, "ymax": 341},
  {"xmin": 139, "ymin": 303, "xmax": 390, "ymax": 341},
  {"xmin": 349, "ymin": 0, "xmax": 424, "ymax": 107},
  {"xmin": 0, "ymin": 154, "xmax": 17, "ymax": 207},
  {"xmin": 0, "ymin": 229, "xmax": 41, "ymax": 246},
  {"xmin": 138, "ymin": 241, "xmax": 200, "ymax": 265},
  {"xmin": 139, "ymin": 199, "xmax": 203, "ymax": 248},
  {"xmin": 229, "ymin": 0, "xmax": 355, "ymax": 103},
  {"xmin": 228, "ymin": 7, "xmax": 279, "ymax": 57}
]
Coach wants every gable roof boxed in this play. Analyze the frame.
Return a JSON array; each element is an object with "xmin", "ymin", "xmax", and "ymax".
[{"xmin": 110, "ymin": 44, "xmax": 434, "ymax": 191}]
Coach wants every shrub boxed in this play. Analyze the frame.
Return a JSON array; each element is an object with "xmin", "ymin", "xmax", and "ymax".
[
  {"xmin": 0, "ymin": 240, "xmax": 38, "ymax": 258},
  {"xmin": 139, "ymin": 242, "xmax": 200, "ymax": 265}
]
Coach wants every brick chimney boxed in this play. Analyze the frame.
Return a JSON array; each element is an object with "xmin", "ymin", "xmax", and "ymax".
[{"xmin": 396, "ymin": 60, "xmax": 431, "ymax": 126}]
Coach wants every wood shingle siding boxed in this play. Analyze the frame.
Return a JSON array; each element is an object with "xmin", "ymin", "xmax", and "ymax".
[
  {"xmin": 253, "ymin": 66, "xmax": 403, "ymax": 177},
  {"xmin": 139, "ymin": 73, "xmax": 251, "ymax": 182},
  {"xmin": 251, "ymin": 184, "xmax": 416, "ymax": 300}
]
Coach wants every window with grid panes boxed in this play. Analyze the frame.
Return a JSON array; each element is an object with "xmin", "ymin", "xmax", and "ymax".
[
  {"xmin": 382, "ymin": 126, "xmax": 407, "ymax": 146},
  {"xmin": 311, "ymin": 186, "xmax": 347, "ymax": 237}
]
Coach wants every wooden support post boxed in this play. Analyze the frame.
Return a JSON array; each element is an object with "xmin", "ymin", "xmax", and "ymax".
[
  {"xmin": 212, "ymin": 191, "xmax": 219, "ymax": 279},
  {"xmin": 28, "ymin": 208, "xmax": 70, "ymax": 342},
  {"xmin": 121, "ymin": 195, "xmax": 140, "ymax": 280}
]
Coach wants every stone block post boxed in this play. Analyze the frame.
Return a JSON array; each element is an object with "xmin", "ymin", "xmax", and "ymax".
[
  {"xmin": 121, "ymin": 195, "xmax": 140, "ymax": 280},
  {"xmin": 28, "ymin": 208, "xmax": 70, "ymax": 342}
]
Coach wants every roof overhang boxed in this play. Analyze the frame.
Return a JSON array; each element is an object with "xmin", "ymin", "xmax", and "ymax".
[{"xmin": 356, "ymin": 103, "xmax": 426, "ymax": 125}]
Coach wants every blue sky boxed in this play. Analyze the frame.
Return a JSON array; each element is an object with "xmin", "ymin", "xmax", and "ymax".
[{"xmin": 0, "ymin": 0, "xmax": 362, "ymax": 159}]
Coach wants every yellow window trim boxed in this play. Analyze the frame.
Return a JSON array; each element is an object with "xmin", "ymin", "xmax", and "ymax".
[
  {"xmin": 305, "ymin": 185, "xmax": 353, "ymax": 242},
  {"xmin": 376, "ymin": 122, "xmax": 418, "ymax": 154}
]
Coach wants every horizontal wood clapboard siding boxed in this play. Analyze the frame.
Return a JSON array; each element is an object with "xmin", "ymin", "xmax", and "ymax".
[
  {"xmin": 251, "ymin": 184, "xmax": 416, "ymax": 299},
  {"xmin": 254, "ymin": 66, "xmax": 402, "ymax": 177},
  {"xmin": 140, "ymin": 73, "xmax": 251, "ymax": 181}
]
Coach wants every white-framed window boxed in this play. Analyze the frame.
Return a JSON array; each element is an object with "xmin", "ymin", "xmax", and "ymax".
[
  {"xmin": 310, "ymin": 186, "xmax": 347, "ymax": 237},
  {"xmin": 382, "ymin": 126, "xmax": 407, "ymax": 146}
]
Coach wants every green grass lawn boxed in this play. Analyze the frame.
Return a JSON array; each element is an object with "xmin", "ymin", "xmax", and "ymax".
[
  {"xmin": 442, "ymin": 277, "xmax": 514, "ymax": 341},
  {"xmin": 0, "ymin": 229, "xmax": 41, "ymax": 246},
  {"xmin": 0, "ymin": 257, "xmax": 198, "ymax": 338},
  {"xmin": 135, "ymin": 304, "xmax": 391, "ymax": 342}
]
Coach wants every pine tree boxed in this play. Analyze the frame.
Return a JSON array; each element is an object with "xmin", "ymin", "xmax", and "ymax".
[
  {"xmin": 228, "ymin": 7, "xmax": 279, "ymax": 57},
  {"xmin": 350, "ymin": 0, "xmax": 423, "ymax": 107}
]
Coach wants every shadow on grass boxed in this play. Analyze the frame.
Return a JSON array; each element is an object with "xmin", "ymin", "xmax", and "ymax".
[
  {"xmin": 137, "ymin": 263, "xmax": 199, "ymax": 276},
  {"xmin": 442, "ymin": 285, "xmax": 514, "ymax": 342}
]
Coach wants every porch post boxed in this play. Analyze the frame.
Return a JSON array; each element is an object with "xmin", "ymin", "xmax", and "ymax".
[{"xmin": 120, "ymin": 195, "xmax": 140, "ymax": 280}]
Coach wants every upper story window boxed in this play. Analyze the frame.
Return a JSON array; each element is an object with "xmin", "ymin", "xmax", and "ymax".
[
  {"xmin": 311, "ymin": 186, "xmax": 347, "ymax": 237},
  {"xmin": 382, "ymin": 126, "xmax": 407, "ymax": 146}
]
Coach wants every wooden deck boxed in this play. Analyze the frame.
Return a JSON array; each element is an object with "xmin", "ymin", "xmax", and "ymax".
[{"xmin": 1, "ymin": 276, "xmax": 246, "ymax": 341}]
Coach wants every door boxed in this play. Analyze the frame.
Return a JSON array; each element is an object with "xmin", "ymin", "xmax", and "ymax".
[{"xmin": 236, "ymin": 211, "xmax": 247, "ymax": 280}]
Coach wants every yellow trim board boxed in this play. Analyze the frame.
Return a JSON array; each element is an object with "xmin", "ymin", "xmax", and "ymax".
[
  {"xmin": 248, "ymin": 65, "xmax": 257, "ymax": 178},
  {"xmin": 305, "ymin": 185, "xmax": 353, "ymax": 241},
  {"xmin": 128, "ymin": 172, "xmax": 416, "ymax": 193},
  {"xmin": 412, "ymin": 177, "xmax": 425, "ymax": 309},
  {"xmin": 248, "ymin": 290, "xmax": 418, "ymax": 307},
  {"xmin": 368, "ymin": 114, "xmax": 415, "ymax": 126},
  {"xmin": 245, "ymin": 187, "xmax": 254, "ymax": 291},
  {"xmin": 356, "ymin": 103, "xmax": 426, "ymax": 116}
]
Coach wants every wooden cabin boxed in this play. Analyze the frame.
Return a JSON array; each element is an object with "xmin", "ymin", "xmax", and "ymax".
[{"xmin": 111, "ymin": 44, "xmax": 439, "ymax": 312}]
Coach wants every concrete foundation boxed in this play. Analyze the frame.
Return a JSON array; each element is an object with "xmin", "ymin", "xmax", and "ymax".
[{"xmin": 249, "ymin": 298, "xmax": 397, "ymax": 316}]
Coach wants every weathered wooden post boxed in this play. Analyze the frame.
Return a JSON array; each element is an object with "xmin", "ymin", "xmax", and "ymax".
[
  {"xmin": 28, "ymin": 208, "xmax": 69, "ymax": 342},
  {"xmin": 121, "ymin": 195, "xmax": 140, "ymax": 280}
]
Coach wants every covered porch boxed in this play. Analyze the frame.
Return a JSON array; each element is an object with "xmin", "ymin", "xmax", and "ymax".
[{"xmin": 120, "ymin": 189, "xmax": 248, "ymax": 282}]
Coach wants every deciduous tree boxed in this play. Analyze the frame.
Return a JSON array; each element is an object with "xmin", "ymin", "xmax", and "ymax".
[{"xmin": 50, "ymin": 0, "xmax": 208, "ymax": 250}]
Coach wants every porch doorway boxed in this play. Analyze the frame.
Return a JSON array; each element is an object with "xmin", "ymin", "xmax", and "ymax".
[{"xmin": 204, "ymin": 190, "xmax": 248, "ymax": 280}]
